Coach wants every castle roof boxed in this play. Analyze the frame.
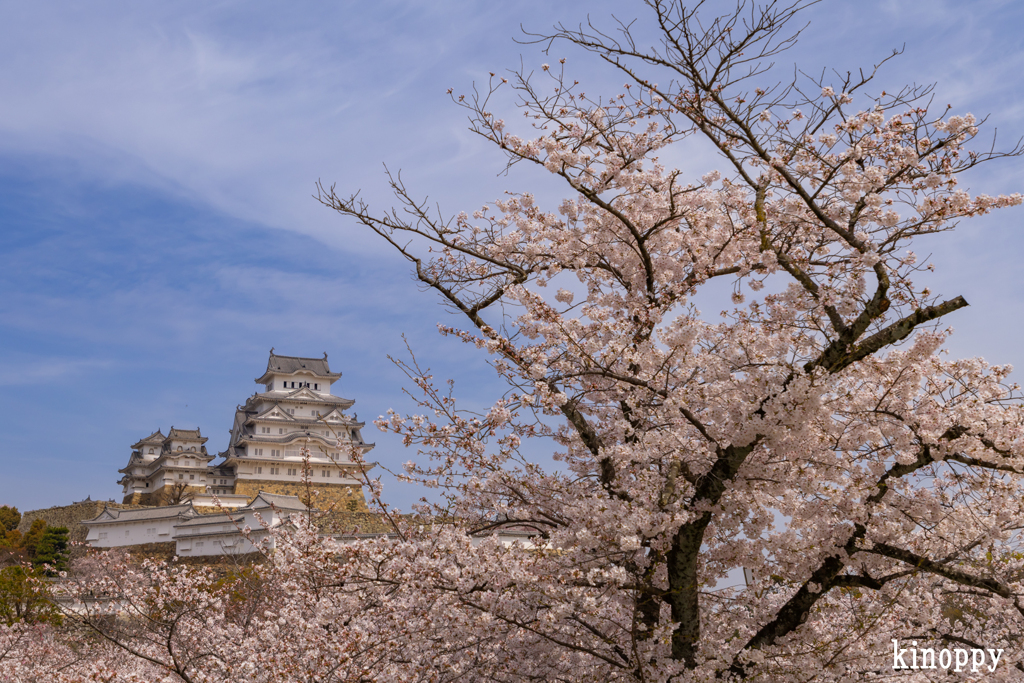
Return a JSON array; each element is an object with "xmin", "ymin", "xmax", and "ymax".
[
  {"xmin": 247, "ymin": 401, "xmax": 363, "ymax": 427},
  {"xmin": 131, "ymin": 429, "xmax": 165, "ymax": 449},
  {"xmin": 173, "ymin": 493, "xmax": 308, "ymax": 529},
  {"xmin": 84, "ymin": 502, "xmax": 198, "ymax": 525},
  {"xmin": 167, "ymin": 427, "xmax": 207, "ymax": 443},
  {"xmin": 250, "ymin": 390, "xmax": 353, "ymax": 407},
  {"xmin": 249, "ymin": 491, "xmax": 310, "ymax": 511},
  {"xmin": 255, "ymin": 350, "xmax": 341, "ymax": 384}
]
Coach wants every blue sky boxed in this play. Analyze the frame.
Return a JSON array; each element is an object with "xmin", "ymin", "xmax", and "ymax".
[{"xmin": 1, "ymin": 0, "xmax": 1023, "ymax": 512}]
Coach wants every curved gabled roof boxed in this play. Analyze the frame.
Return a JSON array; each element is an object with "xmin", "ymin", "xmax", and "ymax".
[
  {"xmin": 250, "ymin": 391, "xmax": 354, "ymax": 408},
  {"xmin": 84, "ymin": 502, "xmax": 198, "ymax": 525},
  {"xmin": 255, "ymin": 350, "xmax": 342, "ymax": 384},
  {"xmin": 130, "ymin": 429, "xmax": 165, "ymax": 449},
  {"xmin": 235, "ymin": 431, "xmax": 373, "ymax": 448},
  {"xmin": 166, "ymin": 427, "xmax": 208, "ymax": 444},
  {"xmin": 246, "ymin": 403, "xmax": 363, "ymax": 428}
]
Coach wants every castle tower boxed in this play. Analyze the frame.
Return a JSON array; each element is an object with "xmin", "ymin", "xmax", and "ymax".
[
  {"xmin": 118, "ymin": 427, "xmax": 213, "ymax": 505},
  {"xmin": 217, "ymin": 350, "xmax": 374, "ymax": 510}
]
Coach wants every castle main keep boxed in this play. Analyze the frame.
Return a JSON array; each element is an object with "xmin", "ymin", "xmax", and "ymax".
[{"xmin": 117, "ymin": 350, "xmax": 373, "ymax": 511}]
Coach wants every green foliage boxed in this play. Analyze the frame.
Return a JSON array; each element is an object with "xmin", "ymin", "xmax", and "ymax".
[
  {"xmin": 33, "ymin": 526, "xmax": 70, "ymax": 575},
  {"xmin": 0, "ymin": 565, "xmax": 61, "ymax": 626},
  {"xmin": 0, "ymin": 528, "xmax": 22, "ymax": 549},
  {"xmin": 20, "ymin": 519, "xmax": 46, "ymax": 557},
  {"xmin": 0, "ymin": 505, "xmax": 19, "ymax": 532}
]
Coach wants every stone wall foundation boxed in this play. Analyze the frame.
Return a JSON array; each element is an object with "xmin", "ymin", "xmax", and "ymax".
[
  {"xmin": 233, "ymin": 480, "xmax": 368, "ymax": 511},
  {"xmin": 19, "ymin": 500, "xmax": 148, "ymax": 545}
]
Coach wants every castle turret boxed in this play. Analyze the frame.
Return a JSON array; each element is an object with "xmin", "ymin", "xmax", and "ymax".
[
  {"xmin": 217, "ymin": 351, "xmax": 374, "ymax": 510},
  {"xmin": 118, "ymin": 427, "xmax": 214, "ymax": 505},
  {"xmin": 116, "ymin": 351, "xmax": 374, "ymax": 511}
]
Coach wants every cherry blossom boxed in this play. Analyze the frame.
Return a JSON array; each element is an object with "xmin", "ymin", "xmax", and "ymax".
[
  {"xmin": 315, "ymin": 1, "xmax": 1024, "ymax": 679},
  {"xmin": 9, "ymin": 2, "xmax": 1024, "ymax": 681}
]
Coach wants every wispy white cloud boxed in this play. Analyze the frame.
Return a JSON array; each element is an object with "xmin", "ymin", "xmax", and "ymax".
[
  {"xmin": 0, "ymin": 355, "xmax": 114, "ymax": 386},
  {"xmin": 1, "ymin": 0, "xmax": 1023, "ymax": 511}
]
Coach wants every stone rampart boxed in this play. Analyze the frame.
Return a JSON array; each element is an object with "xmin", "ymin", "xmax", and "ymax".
[
  {"xmin": 316, "ymin": 509, "xmax": 393, "ymax": 535},
  {"xmin": 123, "ymin": 485, "xmax": 207, "ymax": 507},
  {"xmin": 18, "ymin": 500, "xmax": 149, "ymax": 544},
  {"xmin": 233, "ymin": 480, "xmax": 368, "ymax": 512}
]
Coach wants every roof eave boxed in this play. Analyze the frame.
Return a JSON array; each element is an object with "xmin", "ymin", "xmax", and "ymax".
[{"xmin": 254, "ymin": 370, "xmax": 342, "ymax": 384}]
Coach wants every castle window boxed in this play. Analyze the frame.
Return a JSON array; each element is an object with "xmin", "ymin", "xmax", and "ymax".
[
  {"xmin": 256, "ymin": 466, "xmax": 263, "ymax": 474},
  {"xmin": 279, "ymin": 428, "xmax": 284, "ymax": 434},
  {"xmin": 190, "ymin": 474, "xmax": 195, "ymax": 480},
  {"xmin": 291, "ymin": 382, "xmax": 295, "ymax": 388},
  {"xmin": 99, "ymin": 532, "xmax": 107, "ymax": 540},
  {"xmin": 178, "ymin": 474, "xmax": 184, "ymax": 480},
  {"xmin": 148, "ymin": 448, "xmax": 154, "ymax": 454},
  {"xmin": 177, "ymin": 446, "xmax": 183, "ymax": 451},
  {"xmin": 314, "ymin": 383, "xmax": 319, "ymax": 390},
  {"xmin": 189, "ymin": 447, "xmax": 196, "ymax": 452},
  {"xmin": 287, "ymin": 468, "xmax": 296, "ymax": 476}
]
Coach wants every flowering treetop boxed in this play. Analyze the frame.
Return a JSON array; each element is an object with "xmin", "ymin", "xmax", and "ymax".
[{"xmin": 317, "ymin": 1, "xmax": 1024, "ymax": 678}]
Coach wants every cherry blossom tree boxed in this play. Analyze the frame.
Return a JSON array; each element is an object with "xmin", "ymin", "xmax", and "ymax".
[
  {"xmin": 312, "ymin": 0, "xmax": 1024, "ymax": 679},
  {"xmin": 20, "ymin": 1, "xmax": 1024, "ymax": 681},
  {"xmin": 43, "ymin": 528, "xmax": 394, "ymax": 682}
]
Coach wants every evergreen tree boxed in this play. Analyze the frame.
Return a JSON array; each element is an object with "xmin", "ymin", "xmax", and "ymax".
[
  {"xmin": 0, "ymin": 529, "xmax": 21, "ymax": 550},
  {"xmin": 0, "ymin": 506, "xmax": 19, "ymax": 533},
  {"xmin": 19, "ymin": 519, "xmax": 47, "ymax": 558},
  {"xmin": 32, "ymin": 526, "xmax": 69, "ymax": 575}
]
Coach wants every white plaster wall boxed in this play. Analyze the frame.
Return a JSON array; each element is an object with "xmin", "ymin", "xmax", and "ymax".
[
  {"xmin": 174, "ymin": 507, "xmax": 292, "ymax": 556},
  {"xmin": 176, "ymin": 529, "xmax": 270, "ymax": 556},
  {"xmin": 85, "ymin": 519, "xmax": 178, "ymax": 547}
]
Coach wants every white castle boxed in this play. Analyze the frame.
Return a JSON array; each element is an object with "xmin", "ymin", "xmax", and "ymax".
[
  {"xmin": 79, "ymin": 350, "xmax": 540, "ymax": 557},
  {"xmin": 116, "ymin": 350, "xmax": 373, "ymax": 511},
  {"xmin": 75, "ymin": 351, "xmax": 384, "ymax": 557},
  {"xmin": 78, "ymin": 350, "xmax": 535, "ymax": 557}
]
